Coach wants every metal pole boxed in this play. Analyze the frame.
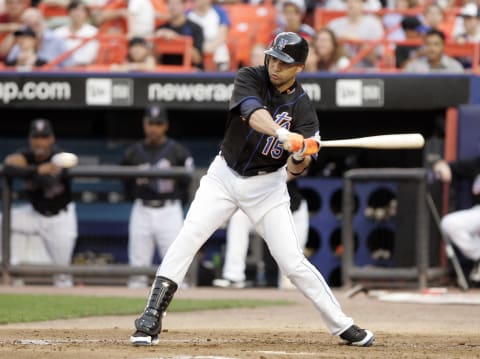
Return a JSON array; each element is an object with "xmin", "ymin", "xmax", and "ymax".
[
  {"xmin": 1, "ymin": 175, "xmax": 12, "ymax": 285},
  {"xmin": 416, "ymin": 178, "xmax": 428, "ymax": 289},
  {"xmin": 341, "ymin": 176, "xmax": 354, "ymax": 287}
]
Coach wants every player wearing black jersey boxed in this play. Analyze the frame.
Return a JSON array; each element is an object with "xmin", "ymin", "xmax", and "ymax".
[
  {"xmin": 130, "ymin": 32, "xmax": 374, "ymax": 347},
  {"xmin": 1, "ymin": 119, "xmax": 77, "ymax": 287},
  {"xmin": 122, "ymin": 104, "xmax": 194, "ymax": 289}
]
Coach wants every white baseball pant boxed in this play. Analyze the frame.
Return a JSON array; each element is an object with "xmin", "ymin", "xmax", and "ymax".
[
  {"xmin": 157, "ymin": 155, "xmax": 354, "ymax": 335},
  {"xmin": 128, "ymin": 199, "xmax": 183, "ymax": 288},
  {"xmin": 223, "ymin": 199, "xmax": 309, "ymax": 283},
  {"xmin": 440, "ymin": 204, "xmax": 480, "ymax": 261}
]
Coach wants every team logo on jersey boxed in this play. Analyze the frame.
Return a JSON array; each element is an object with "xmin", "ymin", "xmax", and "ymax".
[
  {"xmin": 274, "ymin": 112, "xmax": 292, "ymax": 127},
  {"xmin": 276, "ymin": 38, "xmax": 288, "ymax": 50}
]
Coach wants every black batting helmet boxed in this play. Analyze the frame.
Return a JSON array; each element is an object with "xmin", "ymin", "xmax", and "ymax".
[{"xmin": 264, "ymin": 32, "xmax": 309, "ymax": 64}]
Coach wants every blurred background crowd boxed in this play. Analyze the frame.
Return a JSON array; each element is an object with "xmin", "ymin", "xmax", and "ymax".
[{"xmin": 0, "ymin": 0, "xmax": 479, "ymax": 72}]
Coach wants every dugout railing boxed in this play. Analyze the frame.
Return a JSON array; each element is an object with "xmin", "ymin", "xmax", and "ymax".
[{"xmin": 0, "ymin": 165, "xmax": 194, "ymax": 286}]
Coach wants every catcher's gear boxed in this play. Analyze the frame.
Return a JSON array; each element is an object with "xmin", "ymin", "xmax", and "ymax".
[
  {"xmin": 276, "ymin": 128, "xmax": 304, "ymax": 152},
  {"xmin": 264, "ymin": 32, "xmax": 309, "ymax": 64},
  {"xmin": 131, "ymin": 276, "xmax": 178, "ymax": 345}
]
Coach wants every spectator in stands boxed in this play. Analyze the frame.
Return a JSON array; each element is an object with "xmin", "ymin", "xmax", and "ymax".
[
  {"xmin": 324, "ymin": 0, "xmax": 381, "ymax": 13},
  {"xmin": 395, "ymin": 15, "xmax": 422, "ymax": 68},
  {"xmin": 272, "ymin": 0, "xmax": 315, "ymax": 41},
  {"xmin": 6, "ymin": 7, "xmax": 73, "ymax": 67},
  {"xmin": 306, "ymin": 27, "xmax": 350, "ymax": 71},
  {"xmin": 128, "ymin": 0, "xmax": 155, "ymax": 37},
  {"xmin": 433, "ymin": 156, "xmax": 480, "ymax": 285},
  {"xmin": 155, "ymin": 0, "xmax": 204, "ymax": 70},
  {"xmin": 187, "ymin": 0, "xmax": 230, "ymax": 71},
  {"xmin": 0, "ymin": 0, "xmax": 29, "ymax": 60},
  {"xmin": 91, "ymin": 0, "xmax": 128, "ymax": 35},
  {"xmin": 403, "ymin": 29, "xmax": 464, "ymax": 72},
  {"xmin": 121, "ymin": 104, "xmax": 194, "ymax": 289},
  {"xmin": 455, "ymin": 3, "xmax": 480, "ymax": 44},
  {"xmin": 1, "ymin": 118, "xmax": 78, "ymax": 288},
  {"xmin": 38, "ymin": 0, "xmax": 71, "ymax": 29},
  {"xmin": 383, "ymin": 0, "xmax": 420, "ymax": 41},
  {"xmin": 418, "ymin": 4, "xmax": 450, "ymax": 37},
  {"xmin": 327, "ymin": 0, "xmax": 384, "ymax": 68},
  {"xmin": 111, "ymin": 36, "xmax": 156, "ymax": 71},
  {"xmin": 54, "ymin": 0, "xmax": 99, "ymax": 66},
  {"xmin": 4, "ymin": 25, "xmax": 48, "ymax": 67}
]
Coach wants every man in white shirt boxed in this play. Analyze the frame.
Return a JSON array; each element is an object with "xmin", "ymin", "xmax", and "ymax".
[
  {"xmin": 54, "ymin": 0, "xmax": 99, "ymax": 66},
  {"xmin": 128, "ymin": 0, "xmax": 155, "ymax": 37},
  {"xmin": 187, "ymin": 0, "xmax": 230, "ymax": 71},
  {"xmin": 327, "ymin": 0, "xmax": 384, "ymax": 68}
]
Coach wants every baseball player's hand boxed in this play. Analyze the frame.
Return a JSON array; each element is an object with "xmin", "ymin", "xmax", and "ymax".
[
  {"xmin": 292, "ymin": 137, "xmax": 321, "ymax": 161},
  {"xmin": 276, "ymin": 128, "xmax": 304, "ymax": 152},
  {"xmin": 433, "ymin": 160, "xmax": 451, "ymax": 183},
  {"xmin": 38, "ymin": 162, "xmax": 62, "ymax": 176}
]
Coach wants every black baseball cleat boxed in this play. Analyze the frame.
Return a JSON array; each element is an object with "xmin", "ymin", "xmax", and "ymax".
[
  {"xmin": 339, "ymin": 325, "xmax": 375, "ymax": 347},
  {"xmin": 130, "ymin": 330, "xmax": 159, "ymax": 346}
]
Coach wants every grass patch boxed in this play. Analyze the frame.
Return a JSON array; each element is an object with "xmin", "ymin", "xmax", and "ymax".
[{"xmin": 0, "ymin": 294, "xmax": 291, "ymax": 324}]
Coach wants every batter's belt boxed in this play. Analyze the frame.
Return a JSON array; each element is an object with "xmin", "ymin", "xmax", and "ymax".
[{"xmin": 141, "ymin": 199, "xmax": 177, "ymax": 208}]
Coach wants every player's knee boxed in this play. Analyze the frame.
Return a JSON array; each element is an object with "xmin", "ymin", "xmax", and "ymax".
[{"xmin": 440, "ymin": 215, "xmax": 460, "ymax": 237}]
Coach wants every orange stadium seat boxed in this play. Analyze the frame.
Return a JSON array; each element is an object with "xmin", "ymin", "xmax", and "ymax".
[
  {"xmin": 224, "ymin": 3, "xmax": 276, "ymax": 68},
  {"xmin": 94, "ymin": 34, "xmax": 128, "ymax": 65},
  {"xmin": 151, "ymin": 35, "xmax": 193, "ymax": 70},
  {"xmin": 38, "ymin": 2, "xmax": 68, "ymax": 18},
  {"xmin": 444, "ymin": 41, "xmax": 480, "ymax": 68}
]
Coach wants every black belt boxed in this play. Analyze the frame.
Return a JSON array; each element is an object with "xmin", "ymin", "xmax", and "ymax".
[
  {"xmin": 141, "ymin": 199, "xmax": 175, "ymax": 208},
  {"xmin": 38, "ymin": 207, "xmax": 67, "ymax": 217}
]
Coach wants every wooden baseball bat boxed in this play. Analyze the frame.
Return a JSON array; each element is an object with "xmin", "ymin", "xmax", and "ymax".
[{"xmin": 320, "ymin": 133, "xmax": 425, "ymax": 149}]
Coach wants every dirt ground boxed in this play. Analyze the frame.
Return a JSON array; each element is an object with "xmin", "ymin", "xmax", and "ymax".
[{"xmin": 0, "ymin": 285, "xmax": 480, "ymax": 359}]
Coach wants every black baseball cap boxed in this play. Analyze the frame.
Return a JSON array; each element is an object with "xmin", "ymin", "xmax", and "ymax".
[
  {"xmin": 29, "ymin": 118, "xmax": 54, "ymax": 137},
  {"xmin": 144, "ymin": 104, "xmax": 167, "ymax": 123},
  {"xmin": 129, "ymin": 36, "xmax": 149, "ymax": 48},
  {"xmin": 14, "ymin": 26, "xmax": 36, "ymax": 38}
]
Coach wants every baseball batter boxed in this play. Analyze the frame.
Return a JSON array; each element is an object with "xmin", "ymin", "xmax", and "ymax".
[
  {"xmin": 130, "ymin": 32, "xmax": 374, "ymax": 347},
  {"xmin": 1, "ymin": 119, "xmax": 77, "ymax": 287},
  {"xmin": 122, "ymin": 104, "xmax": 194, "ymax": 289}
]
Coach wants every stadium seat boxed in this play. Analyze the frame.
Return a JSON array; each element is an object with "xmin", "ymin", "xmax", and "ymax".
[
  {"xmin": 93, "ymin": 34, "xmax": 128, "ymax": 65},
  {"xmin": 150, "ymin": 35, "xmax": 193, "ymax": 70},
  {"xmin": 224, "ymin": 3, "xmax": 276, "ymax": 68}
]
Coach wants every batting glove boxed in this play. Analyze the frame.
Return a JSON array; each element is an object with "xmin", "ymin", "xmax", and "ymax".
[
  {"xmin": 292, "ymin": 136, "xmax": 322, "ymax": 161},
  {"xmin": 276, "ymin": 128, "xmax": 304, "ymax": 152}
]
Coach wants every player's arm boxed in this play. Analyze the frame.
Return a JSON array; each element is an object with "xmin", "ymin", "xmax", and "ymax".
[
  {"xmin": 244, "ymin": 107, "xmax": 304, "ymax": 152},
  {"xmin": 3, "ymin": 153, "xmax": 37, "ymax": 177}
]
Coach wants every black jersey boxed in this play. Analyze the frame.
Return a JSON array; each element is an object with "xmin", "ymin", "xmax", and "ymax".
[
  {"xmin": 121, "ymin": 139, "xmax": 194, "ymax": 202},
  {"xmin": 450, "ymin": 156, "xmax": 480, "ymax": 205},
  {"xmin": 20, "ymin": 146, "xmax": 72, "ymax": 216},
  {"xmin": 220, "ymin": 66, "xmax": 319, "ymax": 177}
]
